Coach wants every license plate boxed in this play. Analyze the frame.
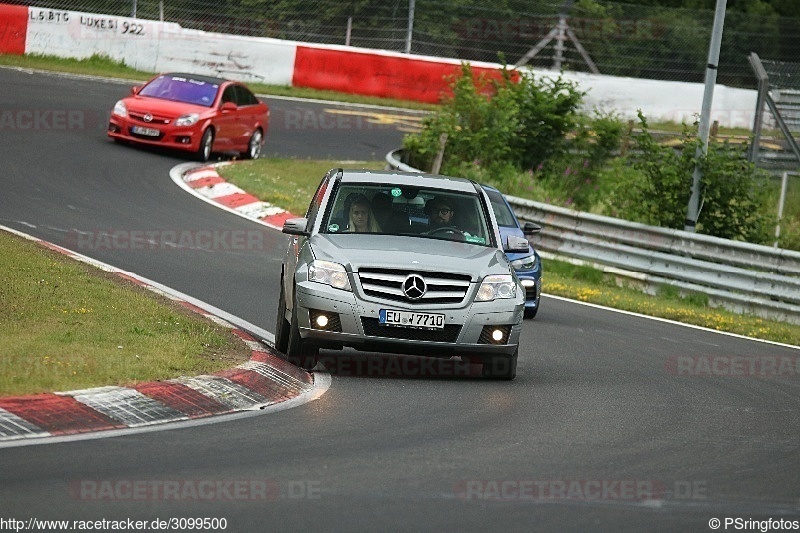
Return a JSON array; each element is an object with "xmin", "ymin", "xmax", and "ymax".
[
  {"xmin": 379, "ymin": 309, "xmax": 445, "ymax": 329},
  {"xmin": 131, "ymin": 125, "xmax": 161, "ymax": 137}
]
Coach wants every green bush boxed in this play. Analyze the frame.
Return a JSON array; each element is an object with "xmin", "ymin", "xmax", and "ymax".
[
  {"xmin": 604, "ymin": 112, "xmax": 772, "ymax": 242},
  {"xmin": 605, "ymin": 111, "xmax": 693, "ymax": 228},
  {"xmin": 402, "ymin": 62, "xmax": 585, "ymax": 175}
]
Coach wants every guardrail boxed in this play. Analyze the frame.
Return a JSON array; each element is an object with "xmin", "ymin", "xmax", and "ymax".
[{"xmin": 386, "ymin": 149, "xmax": 800, "ymax": 325}]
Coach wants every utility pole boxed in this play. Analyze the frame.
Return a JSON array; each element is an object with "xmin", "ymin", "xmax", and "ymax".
[
  {"xmin": 405, "ymin": 0, "xmax": 415, "ymax": 54},
  {"xmin": 685, "ymin": 0, "xmax": 727, "ymax": 233}
]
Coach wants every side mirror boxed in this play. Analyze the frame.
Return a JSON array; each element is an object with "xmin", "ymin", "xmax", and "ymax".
[
  {"xmin": 282, "ymin": 217, "xmax": 309, "ymax": 236},
  {"xmin": 522, "ymin": 221, "xmax": 542, "ymax": 235},
  {"xmin": 221, "ymin": 101, "xmax": 237, "ymax": 112},
  {"xmin": 504, "ymin": 235, "xmax": 530, "ymax": 254},
  {"xmin": 131, "ymin": 85, "xmax": 142, "ymax": 95}
]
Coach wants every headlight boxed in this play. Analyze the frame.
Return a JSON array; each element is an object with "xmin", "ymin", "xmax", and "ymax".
[
  {"xmin": 308, "ymin": 260, "xmax": 351, "ymax": 291},
  {"xmin": 511, "ymin": 254, "xmax": 539, "ymax": 271},
  {"xmin": 475, "ymin": 274, "xmax": 517, "ymax": 301},
  {"xmin": 112, "ymin": 100, "xmax": 127, "ymax": 118},
  {"xmin": 175, "ymin": 113, "xmax": 200, "ymax": 127}
]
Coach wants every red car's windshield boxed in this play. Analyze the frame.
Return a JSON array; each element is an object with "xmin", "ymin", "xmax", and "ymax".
[{"xmin": 138, "ymin": 75, "xmax": 220, "ymax": 107}]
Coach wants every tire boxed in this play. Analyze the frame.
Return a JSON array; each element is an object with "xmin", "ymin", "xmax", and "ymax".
[
  {"xmin": 286, "ymin": 304, "xmax": 318, "ymax": 370},
  {"xmin": 482, "ymin": 349, "xmax": 518, "ymax": 380},
  {"xmin": 244, "ymin": 129, "xmax": 263, "ymax": 160},
  {"xmin": 196, "ymin": 128, "xmax": 214, "ymax": 162},
  {"xmin": 524, "ymin": 299, "xmax": 539, "ymax": 319},
  {"xmin": 274, "ymin": 277, "xmax": 290, "ymax": 355}
]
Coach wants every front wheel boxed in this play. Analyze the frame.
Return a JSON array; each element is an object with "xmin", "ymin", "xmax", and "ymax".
[
  {"xmin": 274, "ymin": 278, "xmax": 290, "ymax": 354},
  {"xmin": 286, "ymin": 305, "xmax": 319, "ymax": 370},
  {"xmin": 244, "ymin": 129, "xmax": 263, "ymax": 160},
  {"xmin": 482, "ymin": 349, "xmax": 518, "ymax": 380},
  {"xmin": 196, "ymin": 128, "xmax": 214, "ymax": 162}
]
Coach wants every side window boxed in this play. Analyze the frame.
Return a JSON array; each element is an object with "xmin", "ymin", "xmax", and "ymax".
[
  {"xmin": 220, "ymin": 86, "xmax": 237, "ymax": 106},
  {"xmin": 236, "ymin": 85, "xmax": 259, "ymax": 106}
]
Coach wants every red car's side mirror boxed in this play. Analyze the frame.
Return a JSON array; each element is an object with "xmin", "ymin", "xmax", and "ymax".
[
  {"xmin": 221, "ymin": 101, "xmax": 237, "ymax": 112},
  {"xmin": 131, "ymin": 85, "xmax": 141, "ymax": 95}
]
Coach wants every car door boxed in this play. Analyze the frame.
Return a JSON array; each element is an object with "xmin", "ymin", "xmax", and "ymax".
[
  {"xmin": 214, "ymin": 85, "xmax": 242, "ymax": 150},
  {"xmin": 234, "ymin": 85, "xmax": 263, "ymax": 150}
]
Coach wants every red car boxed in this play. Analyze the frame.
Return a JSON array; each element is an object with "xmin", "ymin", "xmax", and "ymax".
[{"xmin": 108, "ymin": 73, "xmax": 269, "ymax": 162}]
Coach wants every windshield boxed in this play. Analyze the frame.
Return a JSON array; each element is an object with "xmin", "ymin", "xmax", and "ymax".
[
  {"xmin": 138, "ymin": 75, "xmax": 220, "ymax": 107},
  {"xmin": 321, "ymin": 183, "xmax": 492, "ymax": 246}
]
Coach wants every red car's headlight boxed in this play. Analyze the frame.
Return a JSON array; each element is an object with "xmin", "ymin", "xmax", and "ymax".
[
  {"xmin": 175, "ymin": 113, "xmax": 200, "ymax": 127},
  {"xmin": 112, "ymin": 100, "xmax": 127, "ymax": 118}
]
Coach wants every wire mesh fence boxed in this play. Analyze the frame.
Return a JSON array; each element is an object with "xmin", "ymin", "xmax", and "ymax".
[{"xmin": 9, "ymin": 0, "xmax": 800, "ymax": 89}]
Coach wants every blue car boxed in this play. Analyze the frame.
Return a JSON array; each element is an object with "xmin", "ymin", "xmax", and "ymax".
[{"xmin": 482, "ymin": 185, "xmax": 543, "ymax": 319}]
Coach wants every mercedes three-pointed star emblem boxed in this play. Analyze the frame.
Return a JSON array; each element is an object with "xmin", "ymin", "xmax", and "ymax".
[{"xmin": 402, "ymin": 274, "xmax": 426, "ymax": 300}]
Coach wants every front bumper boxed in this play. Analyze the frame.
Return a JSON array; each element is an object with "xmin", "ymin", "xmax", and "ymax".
[
  {"xmin": 294, "ymin": 281, "xmax": 523, "ymax": 357},
  {"xmin": 518, "ymin": 273, "xmax": 542, "ymax": 312},
  {"xmin": 107, "ymin": 116, "xmax": 201, "ymax": 153}
]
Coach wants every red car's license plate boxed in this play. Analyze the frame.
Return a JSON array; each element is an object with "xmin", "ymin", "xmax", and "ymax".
[
  {"xmin": 379, "ymin": 309, "xmax": 445, "ymax": 329},
  {"xmin": 131, "ymin": 125, "xmax": 160, "ymax": 137}
]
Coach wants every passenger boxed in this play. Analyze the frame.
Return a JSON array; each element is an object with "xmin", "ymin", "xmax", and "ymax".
[{"xmin": 345, "ymin": 193, "xmax": 381, "ymax": 233}]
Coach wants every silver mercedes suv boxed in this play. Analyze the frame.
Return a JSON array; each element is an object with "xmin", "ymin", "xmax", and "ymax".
[{"xmin": 275, "ymin": 169, "xmax": 529, "ymax": 379}]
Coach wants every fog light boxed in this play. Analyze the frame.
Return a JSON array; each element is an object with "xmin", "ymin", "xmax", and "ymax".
[
  {"xmin": 309, "ymin": 309, "xmax": 342, "ymax": 332},
  {"xmin": 521, "ymin": 279, "xmax": 535, "ymax": 288},
  {"xmin": 492, "ymin": 329, "xmax": 505, "ymax": 342}
]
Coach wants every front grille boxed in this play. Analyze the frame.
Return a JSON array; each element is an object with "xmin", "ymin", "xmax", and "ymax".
[
  {"xmin": 358, "ymin": 268, "xmax": 471, "ymax": 305},
  {"xmin": 129, "ymin": 112, "xmax": 172, "ymax": 125},
  {"xmin": 361, "ymin": 318, "xmax": 461, "ymax": 343}
]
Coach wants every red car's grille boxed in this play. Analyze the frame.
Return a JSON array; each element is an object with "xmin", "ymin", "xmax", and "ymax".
[{"xmin": 129, "ymin": 112, "xmax": 172, "ymax": 125}]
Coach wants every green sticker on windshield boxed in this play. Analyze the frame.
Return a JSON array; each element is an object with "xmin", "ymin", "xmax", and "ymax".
[
  {"xmin": 328, "ymin": 224, "xmax": 340, "ymax": 232},
  {"xmin": 391, "ymin": 188, "xmax": 402, "ymax": 198},
  {"xmin": 465, "ymin": 234, "xmax": 485, "ymax": 244}
]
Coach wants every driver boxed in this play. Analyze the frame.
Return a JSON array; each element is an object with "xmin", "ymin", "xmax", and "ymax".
[{"xmin": 424, "ymin": 196, "xmax": 460, "ymax": 232}]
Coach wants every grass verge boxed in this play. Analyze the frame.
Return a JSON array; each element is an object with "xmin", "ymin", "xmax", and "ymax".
[
  {"xmin": 218, "ymin": 158, "xmax": 387, "ymax": 216},
  {"xmin": 0, "ymin": 231, "xmax": 251, "ymax": 396},
  {"xmin": 219, "ymin": 158, "xmax": 800, "ymax": 347}
]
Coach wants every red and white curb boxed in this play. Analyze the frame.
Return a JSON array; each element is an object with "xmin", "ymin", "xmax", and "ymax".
[
  {"xmin": 173, "ymin": 163, "xmax": 298, "ymax": 229},
  {"xmin": 0, "ymin": 224, "xmax": 328, "ymax": 444}
]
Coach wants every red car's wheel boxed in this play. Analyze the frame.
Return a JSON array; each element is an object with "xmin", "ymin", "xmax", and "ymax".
[
  {"xmin": 196, "ymin": 128, "xmax": 214, "ymax": 162},
  {"xmin": 245, "ymin": 129, "xmax": 263, "ymax": 160}
]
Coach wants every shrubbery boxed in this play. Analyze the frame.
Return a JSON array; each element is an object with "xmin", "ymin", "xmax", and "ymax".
[{"xmin": 402, "ymin": 63, "xmax": 779, "ymax": 247}]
